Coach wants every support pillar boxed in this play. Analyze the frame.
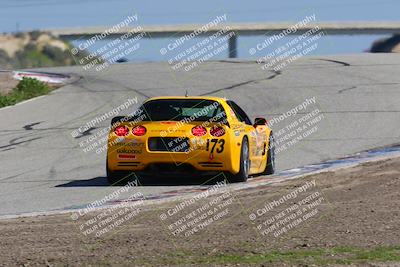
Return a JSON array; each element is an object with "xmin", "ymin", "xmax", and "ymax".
[{"xmin": 228, "ymin": 33, "xmax": 237, "ymax": 58}]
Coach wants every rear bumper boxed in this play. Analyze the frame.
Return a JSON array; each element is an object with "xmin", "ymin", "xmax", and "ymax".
[
  {"xmin": 138, "ymin": 163, "xmax": 222, "ymax": 178},
  {"xmin": 107, "ymin": 137, "xmax": 237, "ymax": 174}
]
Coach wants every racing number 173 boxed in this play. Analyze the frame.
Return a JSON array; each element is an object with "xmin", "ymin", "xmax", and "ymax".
[{"xmin": 206, "ymin": 139, "xmax": 225, "ymax": 153}]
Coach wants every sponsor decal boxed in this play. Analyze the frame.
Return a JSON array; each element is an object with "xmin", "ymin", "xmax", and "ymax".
[
  {"xmin": 114, "ymin": 140, "xmax": 144, "ymax": 148},
  {"xmin": 118, "ymin": 154, "xmax": 137, "ymax": 159},
  {"xmin": 151, "ymin": 129, "xmax": 185, "ymax": 132},
  {"xmin": 116, "ymin": 148, "xmax": 142, "ymax": 154},
  {"xmin": 256, "ymin": 126, "xmax": 267, "ymax": 133},
  {"xmin": 229, "ymin": 108, "xmax": 236, "ymax": 118},
  {"xmin": 115, "ymin": 142, "xmax": 144, "ymax": 147}
]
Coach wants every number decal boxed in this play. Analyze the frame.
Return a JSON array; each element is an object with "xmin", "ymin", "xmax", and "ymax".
[
  {"xmin": 211, "ymin": 139, "xmax": 218, "ymax": 153},
  {"xmin": 216, "ymin": 139, "xmax": 225, "ymax": 153},
  {"xmin": 206, "ymin": 139, "xmax": 225, "ymax": 153}
]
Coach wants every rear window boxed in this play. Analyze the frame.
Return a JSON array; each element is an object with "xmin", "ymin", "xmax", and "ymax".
[{"xmin": 138, "ymin": 99, "xmax": 227, "ymax": 122}]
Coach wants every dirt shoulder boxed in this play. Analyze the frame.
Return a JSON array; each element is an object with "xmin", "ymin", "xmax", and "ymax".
[
  {"xmin": 0, "ymin": 72, "xmax": 18, "ymax": 95},
  {"xmin": 1, "ymin": 157, "xmax": 400, "ymax": 266}
]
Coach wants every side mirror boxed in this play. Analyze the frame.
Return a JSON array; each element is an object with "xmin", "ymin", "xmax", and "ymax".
[{"xmin": 253, "ymin": 117, "xmax": 268, "ymax": 127}]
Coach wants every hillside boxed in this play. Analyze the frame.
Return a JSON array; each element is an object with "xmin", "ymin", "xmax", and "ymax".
[{"xmin": 0, "ymin": 31, "xmax": 83, "ymax": 69}]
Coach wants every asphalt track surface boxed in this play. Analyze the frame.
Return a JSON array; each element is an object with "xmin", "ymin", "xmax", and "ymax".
[{"xmin": 1, "ymin": 54, "xmax": 400, "ymax": 216}]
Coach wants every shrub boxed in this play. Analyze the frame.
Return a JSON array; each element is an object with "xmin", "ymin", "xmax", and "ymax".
[
  {"xmin": 29, "ymin": 30, "xmax": 42, "ymax": 41},
  {"xmin": 42, "ymin": 45, "xmax": 67, "ymax": 62},
  {"xmin": 0, "ymin": 77, "xmax": 51, "ymax": 108}
]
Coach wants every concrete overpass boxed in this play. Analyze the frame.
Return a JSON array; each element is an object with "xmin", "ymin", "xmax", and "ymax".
[{"xmin": 48, "ymin": 22, "xmax": 400, "ymax": 58}]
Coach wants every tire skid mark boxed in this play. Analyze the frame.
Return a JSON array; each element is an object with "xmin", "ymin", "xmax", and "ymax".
[
  {"xmin": 200, "ymin": 70, "xmax": 282, "ymax": 96},
  {"xmin": 23, "ymin": 121, "xmax": 43, "ymax": 130},
  {"xmin": 315, "ymin": 58, "xmax": 351, "ymax": 67},
  {"xmin": 92, "ymin": 78, "xmax": 151, "ymax": 98},
  {"xmin": 0, "ymin": 170, "xmax": 33, "ymax": 182},
  {"xmin": 0, "ymin": 136, "xmax": 42, "ymax": 150},
  {"xmin": 74, "ymin": 127, "xmax": 97, "ymax": 138},
  {"xmin": 338, "ymin": 86, "xmax": 357, "ymax": 94}
]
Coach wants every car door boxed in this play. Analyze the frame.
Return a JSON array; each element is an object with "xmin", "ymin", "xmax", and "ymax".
[{"xmin": 226, "ymin": 101, "xmax": 262, "ymax": 172}]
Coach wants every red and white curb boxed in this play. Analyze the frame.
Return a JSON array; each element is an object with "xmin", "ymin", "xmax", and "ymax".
[{"xmin": 12, "ymin": 71, "xmax": 70, "ymax": 84}]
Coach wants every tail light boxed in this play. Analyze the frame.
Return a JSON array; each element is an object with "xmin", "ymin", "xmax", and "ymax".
[
  {"xmin": 132, "ymin": 125, "xmax": 146, "ymax": 136},
  {"xmin": 192, "ymin": 126, "xmax": 207, "ymax": 136},
  {"xmin": 115, "ymin": 126, "xmax": 129, "ymax": 136},
  {"xmin": 210, "ymin": 126, "xmax": 225, "ymax": 137}
]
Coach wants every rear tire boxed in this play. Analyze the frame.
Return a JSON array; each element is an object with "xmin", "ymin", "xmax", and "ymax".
[
  {"xmin": 262, "ymin": 133, "xmax": 275, "ymax": 175},
  {"xmin": 229, "ymin": 137, "xmax": 250, "ymax": 183}
]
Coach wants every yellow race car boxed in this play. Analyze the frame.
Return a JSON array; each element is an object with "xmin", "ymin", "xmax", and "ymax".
[{"xmin": 106, "ymin": 96, "xmax": 275, "ymax": 184}]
